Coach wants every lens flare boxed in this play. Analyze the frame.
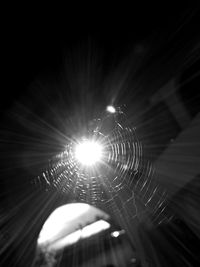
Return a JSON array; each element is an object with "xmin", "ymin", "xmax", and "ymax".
[
  {"xmin": 106, "ymin": 105, "xmax": 116, "ymax": 113},
  {"xmin": 75, "ymin": 140, "xmax": 103, "ymax": 166}
]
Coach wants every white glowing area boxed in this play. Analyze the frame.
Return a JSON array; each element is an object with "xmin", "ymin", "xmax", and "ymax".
[
  {"xmin": 75, "ymin": 140, "xmax": 103, "ymax": 166},
  {"xmin": 37, "ymin": 203, "xmax": 110, "ymax": 251},
  {"xmin": 106, "ymin": 105, "xmax": 116, "ymax": 113},
  {"xmin": 38, "ymin": 204, "xmax": 91, "ymax": 245},
  {"xmin": 48, "ymin": 220, "xmax": 110, "ymax": 251},
  {"xmin": 111, "ymin": 229, "xmax": 125, "ymax": 238}
]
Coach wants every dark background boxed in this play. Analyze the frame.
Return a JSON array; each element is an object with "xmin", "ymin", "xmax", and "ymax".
[
  {"xmin": 1, "ymin": 3, "xmax": 200, "ymax": 266},
  {"xmin": 2, "ymin": 3, "xmax": 199, "ymax": 112}
]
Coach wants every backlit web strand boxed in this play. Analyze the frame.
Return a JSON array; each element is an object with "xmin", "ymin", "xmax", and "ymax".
[{"xmin": 34, "ymin": 106, "xmax": 170, "ymax": 225}]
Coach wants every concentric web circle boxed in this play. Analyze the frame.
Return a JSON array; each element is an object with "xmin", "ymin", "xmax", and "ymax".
[{"xmin": 34, "ymin": 107, "xmax": 171, "ymax": 225}]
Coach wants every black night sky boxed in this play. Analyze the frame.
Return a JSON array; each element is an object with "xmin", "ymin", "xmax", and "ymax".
[
  {"xmin": 1, "ymin": 4, "xmax": 200, "ymax": 267},
  {"xmin": 2, "ymin": 3, "xmax": 198, "ymax": 111}
]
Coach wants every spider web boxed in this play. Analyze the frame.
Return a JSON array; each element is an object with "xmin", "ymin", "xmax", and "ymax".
[{"xmin": 34, "ymin": 107, "xmax": 172, "ymax": 226}]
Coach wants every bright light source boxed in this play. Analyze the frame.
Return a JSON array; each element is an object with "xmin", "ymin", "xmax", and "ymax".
[
  {"xmin": 106, "ymin": 105, "xmax": 116, "ymax": 113},
  {"xmin": 111, "ymin": 229, "xmax": 125, "ymax": 238},
  {"xmin": 111, "ymin": 231, "xmax": 120, "ymax": 238},
  {"xmin": 75, "ymin": 140, "xmax": 103, "ymax": 166}
]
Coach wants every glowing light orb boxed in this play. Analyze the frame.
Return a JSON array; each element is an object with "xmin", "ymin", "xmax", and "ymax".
[
  {"xmin": 106, "ymin": 105, "xmax": 116, "ymax": 113},
  {"xmin": 75, "ymin": 140, "xmax": 103, "ymax": 166}
]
